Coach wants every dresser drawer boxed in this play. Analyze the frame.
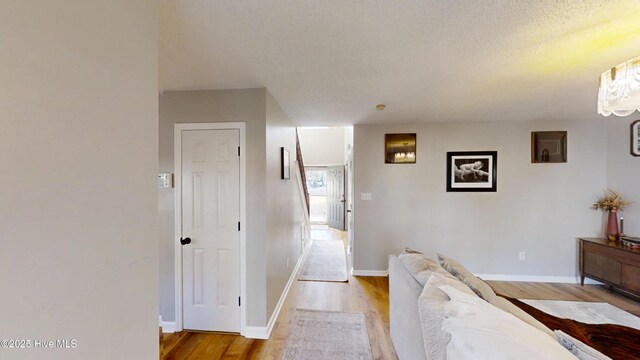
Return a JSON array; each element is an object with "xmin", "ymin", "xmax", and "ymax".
[
  {"xmin": 584, "ymin": 252, "xmax": 621, "ymax": 285},
  {"xmin": 621, "ymin": 264, "xmax": 640, "ymax": 294}
]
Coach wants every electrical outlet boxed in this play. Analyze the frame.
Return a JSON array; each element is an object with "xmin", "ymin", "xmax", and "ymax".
[
  {"xmin": 361, "ymin": 193, "xmax": 372, "ymax": 200},
  {"xmin": 519, "ymin": 252, "xmax": 526, "ymax": 261},
  {"xmin": 286, "ymin": 257, "xmax": 290, "ymax": 269}
]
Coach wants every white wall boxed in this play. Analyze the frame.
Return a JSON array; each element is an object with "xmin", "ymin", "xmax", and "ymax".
[
  {"xmin": 353, "ymin": 119, "xmax": 607, "ymax": 278},
  {"xmin": 0, "ymin": 2, "xmax": 158, "ymax": 359},
  {"xmin": 159, "ymin": 89, "xmax": 267, "ymax": 325},
  {"xmin": 607, "ymin": 117, "xmax": 640, "ymax": 236},
  {"xmin": 298, "ymin": 127, "xmax": 346, "ymax": 166},
  {"xmin": 265, "ymin": 91, "xmax": 306, "ymax": 319}
]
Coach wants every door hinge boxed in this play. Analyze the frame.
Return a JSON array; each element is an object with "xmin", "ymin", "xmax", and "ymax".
[
  {"xmin": 238, "ymin": 222, "xmax": 241, "ymax": 231},
  {"xmin": 238, "ymin": 296, "xmax": 241, "ymax": 306},
  {"xmin": 238, "ymin": 146, "xmax": 240, "ymax": 157}
]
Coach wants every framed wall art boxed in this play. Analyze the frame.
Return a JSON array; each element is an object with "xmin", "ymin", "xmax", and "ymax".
[
  {"xmin": 385, "ymin": 133, "xmax": 416, "ymax": 164},
  {"xmin": 531, "ymin": 131, "xmax": 567, "ymax": 163},
  {"xmin": 446, "ymin": 151, "xmax": 497, "ymax": 192},
  {"xmin": 631, "ymin": 120, "xmax": 640, "ymax": 157},
  {"xmin": 281, "ymin": 147, "xmax": 290, "ymax": 180}
]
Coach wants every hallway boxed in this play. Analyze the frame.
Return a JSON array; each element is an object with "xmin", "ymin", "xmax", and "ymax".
[{"xmin": 161, "ymin": 228, "xmax": 396, "ymax": 359}]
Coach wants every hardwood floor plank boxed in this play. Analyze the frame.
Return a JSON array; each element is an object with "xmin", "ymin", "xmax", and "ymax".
[
  {"xmin": 489, "ymin": 281, "xmax": 640, "ymax": 316},
  {"xmin": 162, "ymin": 227, "xmax": 640, "ymax": 359}
]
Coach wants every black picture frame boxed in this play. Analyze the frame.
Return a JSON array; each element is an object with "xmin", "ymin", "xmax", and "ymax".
[
  {"xmin": 631, "ymin": 120, "xmax": 640, "ymax": 157},
  {"xmin": 446, "ymin": 151, "xmax": 497, "ymax": 192},
  {"xmin": 531, "ymin": 131, "xmax": 567, "ymax": 163},
  {"xmin": 281, "ymin": 147, "xmax": 290, "ymax": 180}
]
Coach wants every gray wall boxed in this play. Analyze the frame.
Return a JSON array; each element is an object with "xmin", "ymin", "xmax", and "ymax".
[
  {"xmin": 353, "ymin": 119, "xmax": 607, "ymax": 277},
  {"xmin": 265, "ymin": 92, "xmax": 306, "ymax": 318},
  {"xmin": 159, "ymin": 89, "xmax": 267, "ymax": 325},
  {"xmin": 0, "ymin": 1, "xmax": 159, "ymax": 359},
  {"xmin": 159, "ymin": 89, "xmax": 305, "ymax": 328},
  {"xmin": 607, "ymin": 117, "xmax": 640, "ymax": 235}
]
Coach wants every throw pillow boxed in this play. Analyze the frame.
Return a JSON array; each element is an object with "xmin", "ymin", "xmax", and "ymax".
[
  {"xmin": 555, "ymin": 330, "xmax": 612, "ymax": 360},
  {"xmin": 401, "ymin": 247, "xmax": 423, "ymax": 254},
  {"xmin": 437, "ymin": 253, "xmax": 497, "ymax": 303},
  {"xmin": 399, "ymin": 251, "xmax": 451, "ymax": 287}
]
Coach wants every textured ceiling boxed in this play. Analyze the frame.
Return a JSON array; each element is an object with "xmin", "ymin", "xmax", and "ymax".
[{"xmin": 160, "ymin": 1, "xmax": 640, "ymax": 125}]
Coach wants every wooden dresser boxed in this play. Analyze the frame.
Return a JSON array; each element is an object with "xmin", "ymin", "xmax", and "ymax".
[{"xmin": 579, "ymin": 237, "xmax": 640, "ymax": 298}]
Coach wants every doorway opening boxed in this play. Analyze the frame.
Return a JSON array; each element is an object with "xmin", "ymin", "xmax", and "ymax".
[
  {"xmin": 297, "ymin": 126, "xmax": 353, "ymax": 234},
  {"xmin": 305, "ymin": 167, "xmax": 327, "ymax": 224}
]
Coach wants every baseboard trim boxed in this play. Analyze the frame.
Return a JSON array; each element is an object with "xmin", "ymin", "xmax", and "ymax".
[
  {"xmin": 351, "ymin": 268, "xmax": 388, "ymax": 277},
  {"xmin": 244, "ymin": 239, "xmax": 314, "ymax": 340},
  {"xmin": 243, "ymin": 326, "xmax": 268, "ymax": 339},
  {"xmin": 476, "ymin": 274, "xmax": 603, "ymax": 285},
  {"xmin": 161, "ymin": 321, "xmax": 177, "ymax": 334}
]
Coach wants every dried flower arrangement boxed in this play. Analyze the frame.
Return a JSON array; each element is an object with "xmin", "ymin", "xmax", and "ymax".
[{"xmin": 592, "ymin": 189, "xmax": 631, "ymax": 212}]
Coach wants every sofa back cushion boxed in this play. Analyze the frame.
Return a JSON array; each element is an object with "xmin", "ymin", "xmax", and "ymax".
[
  {"xmin": 493, "ymin": 296, "xmax": 555, "ymax": 337},
  {"xmin": 437, "ymin": 253, "xmax": 554, "ymax": 337},
  {"xmin": 418, "ymin": 272, "xmax": 477, "ymax": 360},
  {"xmin": 439, "ymin": 285, "xmax": 577, "ymax": 360}
]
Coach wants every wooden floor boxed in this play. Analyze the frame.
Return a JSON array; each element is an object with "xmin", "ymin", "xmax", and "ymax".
[
  {"xmin": 488, "ymin": 281, "xmax": 640, "ymax": 317},
  {"xmin": 162, "ymin": 227, "xmax": 640, "ymax": 359}
]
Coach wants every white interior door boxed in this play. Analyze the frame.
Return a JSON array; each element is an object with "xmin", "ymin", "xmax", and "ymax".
[{"xmin": 181, "ymin": 129, "xmax": 240, "ymax": 332}]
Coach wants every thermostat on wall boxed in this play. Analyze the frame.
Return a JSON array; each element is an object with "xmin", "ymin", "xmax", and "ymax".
[{"xmin": 158, "ymin": 173, "xmax": 173, "ymax": 189}]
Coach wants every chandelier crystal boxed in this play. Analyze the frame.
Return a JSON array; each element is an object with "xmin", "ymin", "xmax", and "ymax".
[{"xmin": 597, "ymin": 56, "xmax": 640, "ymax": 117}]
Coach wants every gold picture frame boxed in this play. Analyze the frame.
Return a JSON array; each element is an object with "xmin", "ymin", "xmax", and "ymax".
[{"xmin": 385, "ymin": 133, "xmax": 416, "ymax": 164}]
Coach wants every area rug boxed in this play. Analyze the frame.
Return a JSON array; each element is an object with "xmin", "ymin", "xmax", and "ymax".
[
  {"xmin": 520, "ymin": 299, "xmax": 640, "ymax": 330},
  {"xmin": 298, "ymin": 240, "xmax": 348, "ymax": 282},
  {"xmin": 281, "ymin": 309, "xmax": 373, "ymax": 360}
]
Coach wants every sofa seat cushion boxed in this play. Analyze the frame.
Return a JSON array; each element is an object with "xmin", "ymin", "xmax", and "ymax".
[
  {"xmin": 399, "ymin": 249, "xmax": 454, "ymax": 286},
  {"xmin": 417, "ymin": 272, "xmax": 477, "ymax": 360},
  {"xmin": 439, "ymin": 285, "xmax": 577, "ymax": 360}
]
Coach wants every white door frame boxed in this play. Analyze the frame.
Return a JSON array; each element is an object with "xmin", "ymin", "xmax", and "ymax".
[{"xmin": 174, "ymin": 122, "xmax": 246, "ymax": 334}]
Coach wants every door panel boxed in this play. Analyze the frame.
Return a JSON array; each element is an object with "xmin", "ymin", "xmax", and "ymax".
[
  {"xmin": 327, "ymin": 165, "xmax": 345, "ymax": 230},
  {"xmin": 181, "ymin": 129, "xmax": 240, "ymax": 332}
]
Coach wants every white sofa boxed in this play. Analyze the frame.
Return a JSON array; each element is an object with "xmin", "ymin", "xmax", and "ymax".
[
  {"xmin": 389, "ymin": 254, "xmax": 427, "ymax": 360},
  {"xmin": 388, "ymin": 251, "xmax": 609, "ymax": 360}
]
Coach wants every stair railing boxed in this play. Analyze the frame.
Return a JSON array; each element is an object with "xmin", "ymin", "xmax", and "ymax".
[{"xmin": 295, "ymin": 129, "xmax": 310, "ymax": 215}]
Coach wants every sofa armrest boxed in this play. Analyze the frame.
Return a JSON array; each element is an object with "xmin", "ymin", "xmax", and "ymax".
[{"xmin": 389, "ymin": 255, "xmax": 427, "ymax": 360}]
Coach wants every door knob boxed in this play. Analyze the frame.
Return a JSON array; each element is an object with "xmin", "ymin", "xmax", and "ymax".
[{"xmin": 180, "ymin": 237, "xmax": 191, "ymax": 245}]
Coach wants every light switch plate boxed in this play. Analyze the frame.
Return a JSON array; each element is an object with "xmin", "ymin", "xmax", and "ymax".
[
  {"xmin": 158, "ymin": 173, "xmax": 173, "ymax": 189},
  {"xmin": 361, "ymin": 193, "xmax": 372, "ymax": 200}
]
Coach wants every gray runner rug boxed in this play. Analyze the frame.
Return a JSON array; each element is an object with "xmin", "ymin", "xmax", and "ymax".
[
  {"xmin": 520, "ymin": 299, "xmax": 640, "ymax": 330},
  {"xmin": 281, "ymin": 309, "xmax": 373, "ymax": 360},
  {"xmin": 298, "ymin": 240, "xmax": 348, "ymax": 282}
]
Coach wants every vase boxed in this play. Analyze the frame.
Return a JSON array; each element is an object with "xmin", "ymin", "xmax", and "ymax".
[{"xmin": 607, "ymin": 210, "xmax": 619, "ymax": 241}]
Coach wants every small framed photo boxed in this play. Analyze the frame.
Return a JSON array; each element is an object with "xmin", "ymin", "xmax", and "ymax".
[
  {"xmin": 447, "ymin": 151, "xmax": 497, "ymax": 192},
  {"xmin": 385, "ymin": 133, "xmax": 416, "ymax": 164},
  {"xmin": 531, "ymin": 131, "xmax": 567, "ymax": 163},
  {"xmin": 281, "ymin": 147, "xmax": 290, "ymax": 180},
  {"xmin": 631, "ymin": 120, "xmax": 640, "ymax": 157}
]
